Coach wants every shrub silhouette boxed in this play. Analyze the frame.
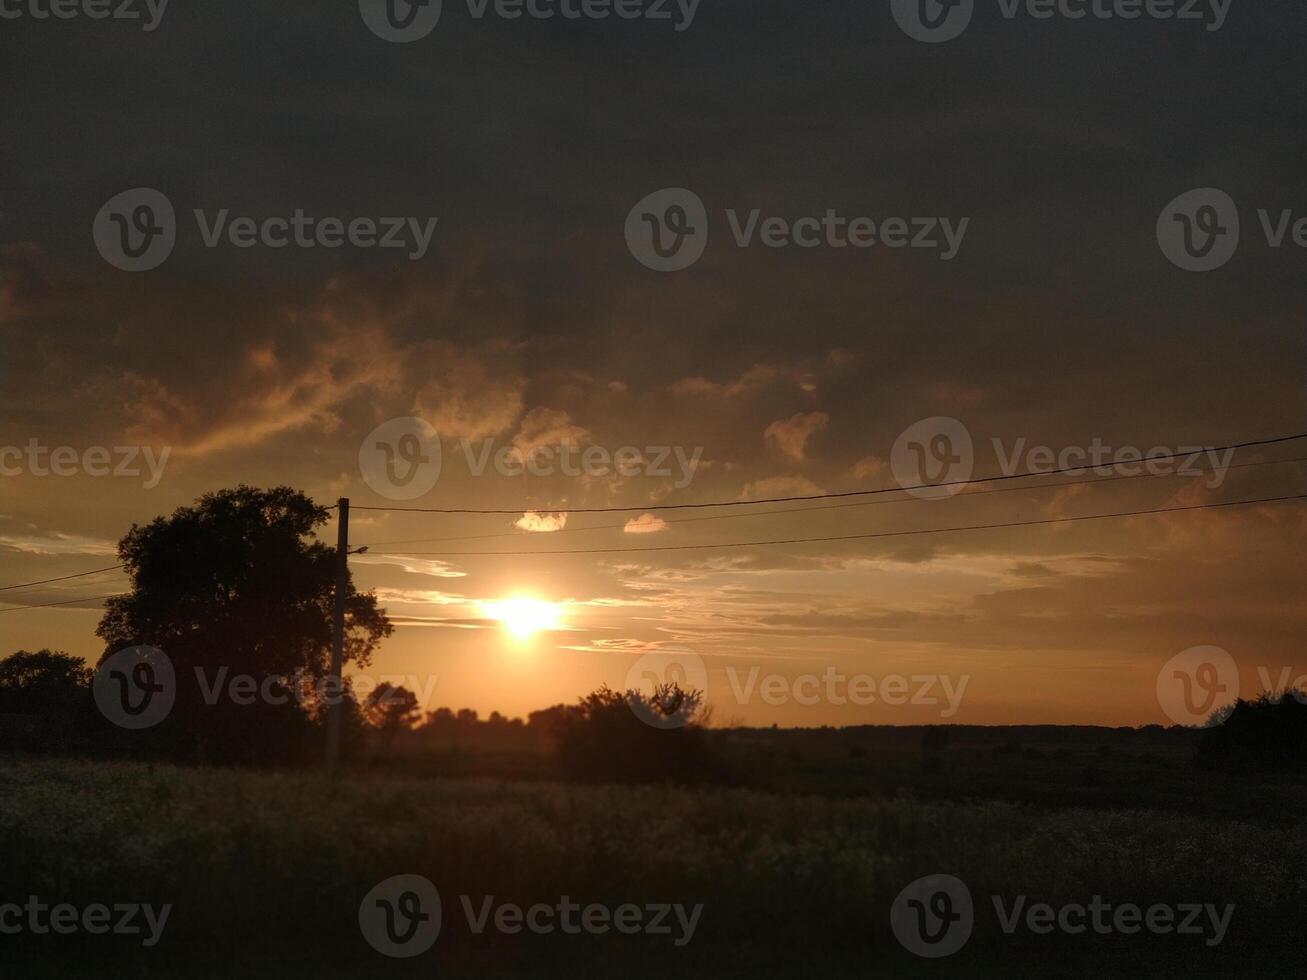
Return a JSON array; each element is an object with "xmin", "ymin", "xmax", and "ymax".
[
  {"xmin": 0, "ymin": 650, "xmax": 94, "ymax": 753},
  {"xmin": 554, "ymin": 683, "xmax": 719, "ymax": 785},
  {"xmin": 1196, "ymin": 691, "xmax": 1307, "ymax": 773},
  {"xmin": 0, "ymin": 650, "xmax": 92, "ymax": 714},
  {"xmin": 361, "ymin": 683, "xmax": 420, "ymax": 748}
]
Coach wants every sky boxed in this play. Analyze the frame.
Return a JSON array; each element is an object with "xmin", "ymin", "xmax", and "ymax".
[{"xmin": 1, "ymin": 1, "xmax": 1304, "ymax": 727}]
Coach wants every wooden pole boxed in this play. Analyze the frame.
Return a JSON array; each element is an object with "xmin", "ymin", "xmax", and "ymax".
[{"xmin": 326, "ymin": 496, "xmax": 349, "ymax": 774}]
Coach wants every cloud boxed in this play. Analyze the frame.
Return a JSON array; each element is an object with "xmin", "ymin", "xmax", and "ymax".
[
  {"xmin": 764, "ymin": 411, "xmax": 830, "ymax": 462},
  {"xmin": 623, "ymin": 514, "xmax": 669, "ymax": 535},
  {"xmin": 0, "ymin": 532, "xmax": 118, "ymax": 557},
  {"xmin": 516, "ymin": 511, "xmax": 568, "ymax": 533},
  {"xmin": 512, "ymin": 407, "xmax": 590, "ymax": 455},
  {"xmin": 924, "ymin": 381, "xmax": 987, "ymax": 409},
  {"xmin": 373, "ymin": 587, "xmax": 468, "ymax": 606},
  {"xmin": 739, "ymin": 475, "xmax": 825, "ymax": 501},
  {"xmin": 671, "ymin": 365, "xmax": 779, "ymax": 399},
  {"xmin": 851, "ymin": 456, "xmax": 884, "ymax": 480},
  {"xmin": 351, "ymin": 555, "xmax": 467, "ymax": 578},
  {"xmin": 124, "ymin": 322, "xmax": 406, "ymax": 456},
  {"xmin": 413, "ymin": 343, "xmax": 526, "ymax": 441}
]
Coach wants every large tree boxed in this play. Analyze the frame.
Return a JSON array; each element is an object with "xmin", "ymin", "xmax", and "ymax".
[{"xmin": 95, "ymin": 486, "xmax": 391, "ymax": 763}]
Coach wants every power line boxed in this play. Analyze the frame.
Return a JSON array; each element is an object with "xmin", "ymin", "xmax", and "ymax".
[
  {"xmin": 0, "ymin": 564, "xmax": 125, "ymax": 593},
  {"xmin": 4, "ymin": 446, "xmax": 1297, "ymax": 594},
  {"xmin": 0, "ymin": 593, "xmax": 123, "ymax": 614},
  {"xmin": 374, "ymin": 493, "xmax": 1306, "ymax": 558},
  {"xmin": 354, "ymin": 455, "xmax": 1307, "ymax": 548},
  {"xmin": 0, "ymin": 505, "xmax": 340, "ymax": 596},
  {"xmin": 349, "ymin": 432, "xmax": 1307, "ymax": 516}
]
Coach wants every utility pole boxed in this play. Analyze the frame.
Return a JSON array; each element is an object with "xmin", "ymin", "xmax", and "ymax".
[{"xmin": 326, "ymin": 496, "xmax": 349, "ymax": 775}]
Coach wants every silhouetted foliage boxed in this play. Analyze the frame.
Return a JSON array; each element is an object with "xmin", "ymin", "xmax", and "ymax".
[
  {"xmin": 93, "ymin": 486, "xmax": 392, "ymax": 765},
  {"xmin": 554, "ymin": 683, "xmax": 720, "ymax": 785},
  {"xmin": 0, "ymin": 650, "xmax": 94, "ymax": 753},
  {"xmin": 527, "ymin": 703, "xmax": 579, "ymax": 738},
  {"xmin": 1196, "ymin": 691, "xmax": 1307, "ymax": 773},
  {"xmin": 362, "ymin": 683, "xmax": 420, "ymax": 748},
  {"xmin": 0, "ymin": 649, "xmax": 92, "ymax": 713}
]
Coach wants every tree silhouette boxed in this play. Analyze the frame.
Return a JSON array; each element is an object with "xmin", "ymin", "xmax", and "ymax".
[
  {"xmin": 0, "ymin": 650, "xmax": 92, "ymax": 714},
  {"xmin": 362, "ymin": 682, "xmax": 421, "ymax": 748},
  {"xmin": 1196, "ymin": 691, "xmax": 1307, "ymax": 773},
  {"xmin": 0, "ymin": 650, "xmax": 94, "ymax": 753},
  {"xmin": 94, "ymin": 486, "xmax": 392, "ymax": 764},
  {"xmin": 554, "ymin": 683, "xmax": 719, "ymax": 785}
]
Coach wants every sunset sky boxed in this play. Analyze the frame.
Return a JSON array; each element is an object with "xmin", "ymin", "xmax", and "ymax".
[{"xmin": 2, "ymin": 2, "xmax": 1303, "ymax": 727}]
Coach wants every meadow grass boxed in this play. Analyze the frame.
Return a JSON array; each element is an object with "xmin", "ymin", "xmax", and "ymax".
[{"xmin": 1, "ymin": 754, "xmax": 1304, "ymax": 977}]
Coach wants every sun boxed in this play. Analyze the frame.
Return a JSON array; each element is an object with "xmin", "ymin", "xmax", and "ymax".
[{"xmin": 482, "ymin": 596, "xmax": 564, "ymax": 640}]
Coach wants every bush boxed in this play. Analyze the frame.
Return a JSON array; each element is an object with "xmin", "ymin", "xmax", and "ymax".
[
  {"xmin": 554, "ymin": 684, "xmax": 721, "ymax": 785},
  {"xmin": 1196, "ymin": 691, "xmax": 1307, "ymax": 773}
]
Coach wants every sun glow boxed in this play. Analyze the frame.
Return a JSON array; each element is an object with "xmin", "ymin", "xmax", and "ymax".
[{"xmin": 483, "ymin": 596, "xmax": 564, "ymax": 639}]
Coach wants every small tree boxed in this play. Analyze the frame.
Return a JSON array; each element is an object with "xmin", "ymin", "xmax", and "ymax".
[
  {"xmin": 0, "ymin": 650, "xmax": 94, "ymax": 753},
  {"xmin": 0, "ymin": 650, "xmax": 93, "ymax": 714},
  {"xmin": 527, "ymin": 704, "xmax": 578, "ymax": 739},
  {"xmin": 361, "ymin": 683, "xmax": 421, "ymax": 748}
]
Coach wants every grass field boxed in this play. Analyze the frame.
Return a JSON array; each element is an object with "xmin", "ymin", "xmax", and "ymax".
[{"xmin": 3, "ymin": 751, "xmax": 1306, "ymax": 977}]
